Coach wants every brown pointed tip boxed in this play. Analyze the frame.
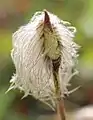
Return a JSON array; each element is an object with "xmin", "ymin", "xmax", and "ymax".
[
  {"xmin": 44, "ymin": 9, "xmax": 53, "ymax": 31},
  {"xmin": 44, "ymin": 10, "xmax": 50, "ymax": 25}
]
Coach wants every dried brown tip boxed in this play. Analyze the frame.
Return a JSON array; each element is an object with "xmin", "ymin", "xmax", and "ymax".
[
  {"xmin": 44, "ymin": 10, "xmax": 50, "ymax": 24},
  {"xmin": 44, "ymin": 10, "xmax": 52, "ymax": 31}
]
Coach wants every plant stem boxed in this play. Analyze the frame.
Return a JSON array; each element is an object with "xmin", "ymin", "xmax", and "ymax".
[
  {"xmin": 52, "ymin": 58, "xmax": 66, "ymax": 120},
  {"xmin": 56, "ymin": 99, "xmax": 66, "ymax": 120}
]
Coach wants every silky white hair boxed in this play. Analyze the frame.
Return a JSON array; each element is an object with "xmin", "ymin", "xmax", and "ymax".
[{"xmin": 8, "ymin": 10, "xmax": 80, "ymax": 110}]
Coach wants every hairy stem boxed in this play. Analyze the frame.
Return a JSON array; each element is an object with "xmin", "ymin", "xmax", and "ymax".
[{"xmin": 52, "ymin": 58, "xmax": 66, "ymax": 120}]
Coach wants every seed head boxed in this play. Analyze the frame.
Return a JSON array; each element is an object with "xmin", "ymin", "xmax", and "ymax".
[{"xmin": 8, "ymin": 10, "xmax": 80, "ymax": 110}]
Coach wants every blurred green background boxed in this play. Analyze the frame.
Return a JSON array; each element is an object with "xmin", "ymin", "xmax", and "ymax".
[{"xmin": 0, "ymin": 0, "xmax": 93, "ymax": 120}]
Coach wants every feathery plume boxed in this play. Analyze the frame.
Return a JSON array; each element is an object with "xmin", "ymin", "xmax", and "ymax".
[{"xmin": 8, "ymin": 10, "xmax": 80, "ymax": 111}]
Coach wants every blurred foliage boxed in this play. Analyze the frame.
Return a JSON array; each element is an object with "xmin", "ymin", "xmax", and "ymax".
[
  {"xmin": 0, "ymin": 87, "xmax": 15, "ymax": 120},
  {"xmin": 0, "ymin": 0, "xmax": 93, "ymax": 120}
]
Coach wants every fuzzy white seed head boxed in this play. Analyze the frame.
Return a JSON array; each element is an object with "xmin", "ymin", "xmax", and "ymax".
[{"xmin": 8, "ymin": 10, "xmax": 80, "ymax": 110}]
